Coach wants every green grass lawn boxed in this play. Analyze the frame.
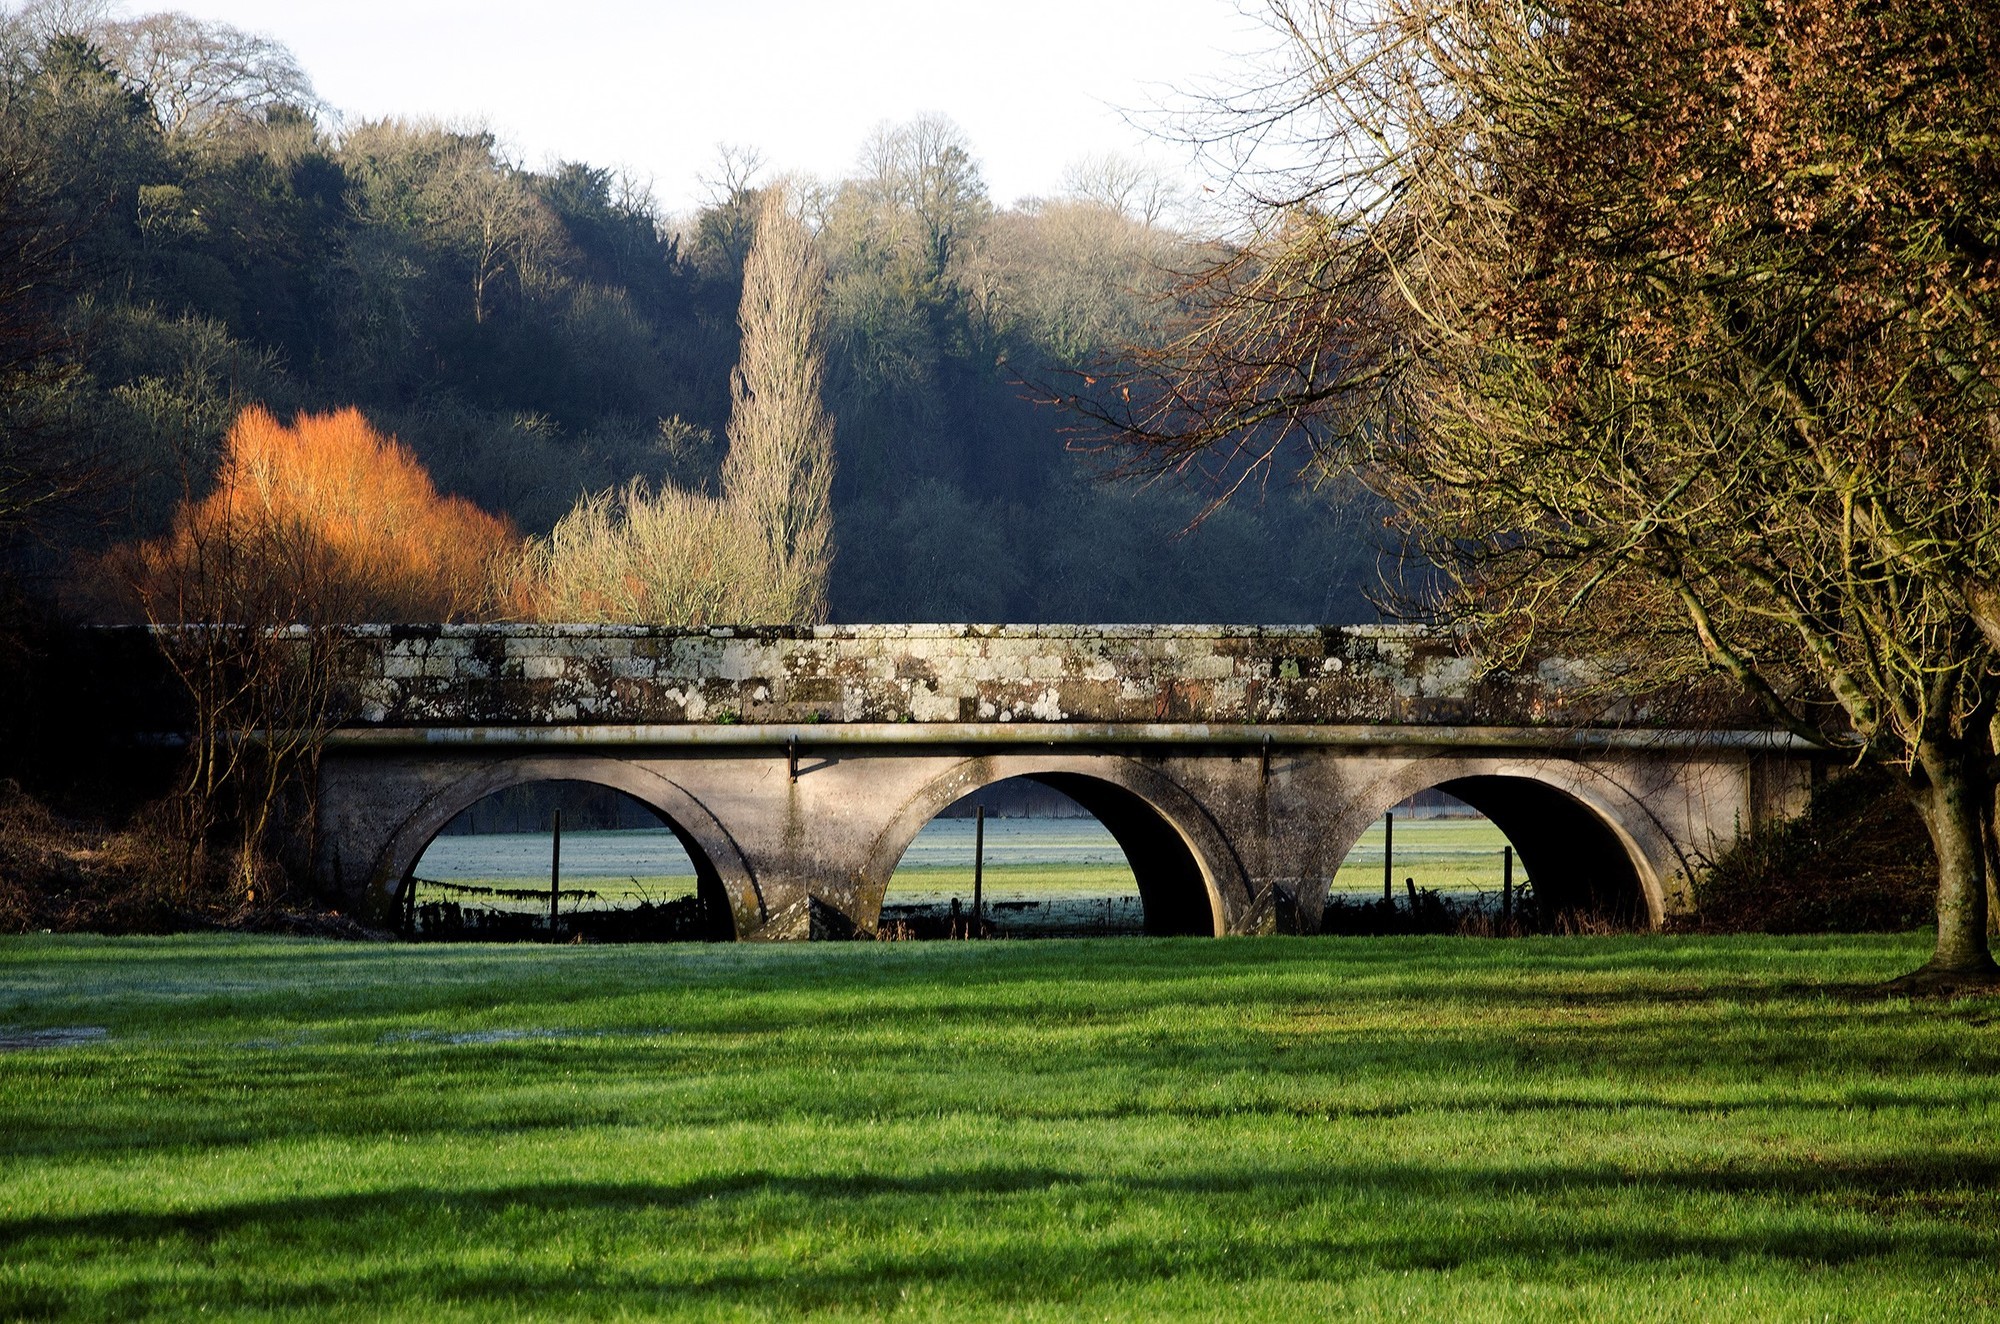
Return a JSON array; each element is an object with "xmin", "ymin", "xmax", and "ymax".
[{"xmin": 1, "ymin": 934, "xmax": 1996, "ymax": 1320}]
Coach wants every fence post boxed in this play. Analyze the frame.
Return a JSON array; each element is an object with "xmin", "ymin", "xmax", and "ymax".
[
  {"xmin": 1502, "ymin": 845, "xmax": 1514, "ymax": 922},
  {"xmin": 972, "ymin": 804, "xmax": 985, "ymax": 939},
  {"xmin": 548, "ymin": 807, "xmax": 562, "ymax": 942},
  {"xmin": 1383, "ymin": 811, "xmax": 1394, "ymax": 904}
]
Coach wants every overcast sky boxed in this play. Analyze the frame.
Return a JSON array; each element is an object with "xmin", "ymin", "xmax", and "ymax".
[{"xmin": 155, "ymin": 0, "xmax": 1275, "ymax": 216}]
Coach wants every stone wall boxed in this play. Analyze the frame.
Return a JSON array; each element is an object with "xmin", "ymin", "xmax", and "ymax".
[{"xmin": 318, "ymin": 623, "xmax": 1752, "ymax": 729}]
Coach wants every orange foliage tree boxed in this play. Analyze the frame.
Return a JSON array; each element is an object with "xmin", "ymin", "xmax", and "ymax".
[
  {"xmin": 139, "ymin": 405, "xmax": 517, "ymax": 624},
  {"xmin": 123, "ymin": 407, "xmax": 518, "ymax": 906}
]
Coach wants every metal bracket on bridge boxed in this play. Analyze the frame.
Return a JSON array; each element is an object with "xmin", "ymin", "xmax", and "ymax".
[
  {"xmin": 1260, "ymin": 734, "xmax": 1272, "ymax": 786},
  {"xmin": 788, "ymin": 736, "xmax": 799, "ymax": 783}
]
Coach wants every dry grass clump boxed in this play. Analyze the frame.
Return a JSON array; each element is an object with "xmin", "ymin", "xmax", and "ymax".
[{"xmin": 512, "ymin": 480, "xmax": 754, "ymax": 624}]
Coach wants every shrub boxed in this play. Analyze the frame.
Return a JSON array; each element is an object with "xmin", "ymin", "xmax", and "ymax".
[
  {"xmin": 1685, "ymin": 768, "xmax": 1934, "ymax": 933},
  {"xmin": 128, "ymin": 405, "xmax": 518, "ymax": 624},
  {"xmin": 511, "ymin": 479, "xmax": 753, "ymax": 623}
]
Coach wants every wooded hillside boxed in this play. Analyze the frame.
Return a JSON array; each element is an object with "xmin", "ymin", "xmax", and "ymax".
[{"xmin": 0, "ymin": 5, "xmax": 1377, "ymax": 624}]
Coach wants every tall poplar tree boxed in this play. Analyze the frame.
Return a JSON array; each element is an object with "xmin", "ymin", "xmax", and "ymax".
[{"xmin": 723, "ymin": 185, "xmax": 835, "ymax": 624}]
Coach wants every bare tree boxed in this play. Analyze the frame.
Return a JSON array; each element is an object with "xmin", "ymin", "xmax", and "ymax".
[
  {"xmin": 2, "ymin": 0, "xmax": 115, "ymax": 49},
  {"xmin": 698, "ymin": 142, "xmax": 765, "ymax": 208},
  {"xmin": 1060, "ymin": 153, "xmax": 1179, "ymax": 228},
  {"xmin": 423, "ymin": 132, "xmax": 564, "ymax": 323},
  {"xmin": 685, "ymin": 144, "xmax": 766, "ymax": 282},
  {"xmin": 96, "ymin": 12, "xmax": 320, "ymax": 137},
  {"xmin": 117, "ymin": 405, "xmax": 515, "ymax": 903},
  {"xmin": 342, "ymin": 120, "xmax": 566, "ymax": 324},
  {"xmin": 124, "ymin": 482, "xmax": 354, "ymax": 907},
  {"xmin": 855, "ymin": 114, "xmax": 989, "ymax": 278},
  {"xmin": 518, "ymin": 188, "xmax": 833, "ymax": 627},
  {"xmin": 963, "ymin": 200, "xmax": 1186, "ymax": 365}
]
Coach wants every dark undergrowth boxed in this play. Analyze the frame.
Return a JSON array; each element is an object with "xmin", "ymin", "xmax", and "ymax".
[
  {"xmin": 1316, "ymin": 889, "xmax": 1623, "ymax": 938},
  {"xmin": 410, "ymin": 892, "xmax": 726, "ymax": 943},
  {"xmin": 1684, "ymin": 767, "xmax": 1935, "ymax": 935},
  {"xmin": 0, "ymin": 782, "xmax": 385, "ymax": 939},
  {"xmin": 1319, "ymin": 890, "xmax": 1506, "ymax": 936}
]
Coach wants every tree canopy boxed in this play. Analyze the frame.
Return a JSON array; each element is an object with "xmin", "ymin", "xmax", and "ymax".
[{"xmin": 1112, "ymin": 0, "xmax": 2000, "ymax": 981}]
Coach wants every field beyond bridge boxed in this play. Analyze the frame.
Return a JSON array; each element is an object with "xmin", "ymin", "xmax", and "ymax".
[{"xmin": 2, "ymin": 934, "xmax": 1996, "ymax": 1320}]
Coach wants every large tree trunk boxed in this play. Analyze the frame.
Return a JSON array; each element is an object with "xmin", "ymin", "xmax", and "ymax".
[{"xmin": 1910, "ymin": 739, "xmax": 2000, "ymax": 984}]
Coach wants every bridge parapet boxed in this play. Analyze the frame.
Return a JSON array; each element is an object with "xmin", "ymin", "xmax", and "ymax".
[{"xmin": 327, "ymin": 623, "xmax": 1749, "ymax": 730}]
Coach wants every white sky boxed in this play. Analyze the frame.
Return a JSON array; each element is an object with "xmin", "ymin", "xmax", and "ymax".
[{"xmin": 156, "ymin": 0, "xmax": 1276, "ymax": 216}]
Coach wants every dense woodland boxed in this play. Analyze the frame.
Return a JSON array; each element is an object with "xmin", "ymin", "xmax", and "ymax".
[{"xmin": 0, "ymin": 4, "xmax": 1377, "ymax": 624}]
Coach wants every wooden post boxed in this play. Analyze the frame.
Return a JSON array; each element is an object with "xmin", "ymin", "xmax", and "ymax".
[
  {"xmin": 548, "ymin": 808, "xmax": 562, "ymax": 942},
  {"xmin": 1502, "ymin": 845, "xmax": 1514, "ymax": 921},
  {"xmin": 402, "ymin": 871, "xmax": 418, "ymax": 939},
  {"xmin": 1383, "ymin": 811, "xmax": 1394, "ymax": 904},
  {"xmin": 972, "ymin": 804, "xmax": 985, "ymax": 939}
]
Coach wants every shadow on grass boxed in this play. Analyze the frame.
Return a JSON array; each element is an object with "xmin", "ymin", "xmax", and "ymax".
[
  {"xmin": 8, "ymin": 979, "xmax": 1999, "ymax": 1164},
  {"xmin": 9, "ymin": 1037, "xmax": 1996, "ymax": 1165},
  {"xmin": 4, "ymin": 1157, "xmax": 1997, "ymax": 1317}
]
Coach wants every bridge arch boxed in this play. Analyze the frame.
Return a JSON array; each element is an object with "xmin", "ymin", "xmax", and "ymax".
[
  {"xmin": 1332, "ymin": 756, "xmax": 1684, "ymax": 928},
  {"xmin": 857, "ymin": 754, "xmax": 1252, "ymax": 937},
  {"xmin": 366, "ymin": 755, "xmax": 763, "ymax": 938}
]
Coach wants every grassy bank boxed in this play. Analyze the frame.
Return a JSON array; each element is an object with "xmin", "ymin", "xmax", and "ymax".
[{"xmin": 1, "ymin": 934, "xmax": 1996, "ymax": 1320}]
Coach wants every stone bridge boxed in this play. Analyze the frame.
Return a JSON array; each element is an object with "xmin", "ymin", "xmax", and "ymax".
[{"xmin": 304, "ymin": 624, "xmax": 1819, "ymax": 939}]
